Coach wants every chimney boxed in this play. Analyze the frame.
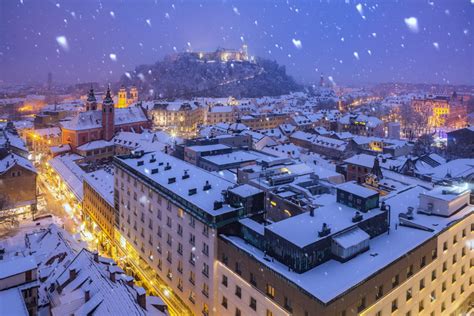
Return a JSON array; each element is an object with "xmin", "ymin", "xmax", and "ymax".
[
  {"xmin": 137, "ymin": 288, "xmax": 147, "ymax": 310},
  {"xmin": 69, "ymin": 268, "xmax": 77, "ymax": 280},
  {"xmin": 93, "ymin": 251, "xmax": 99, "ymax": 263},
  {"xmin": 110, "ymin": 271, "xmax": 116, "ymax": 283},
  {"xmin": 85, "ymin": 289, "xmax": 90, "ymax": 302}
]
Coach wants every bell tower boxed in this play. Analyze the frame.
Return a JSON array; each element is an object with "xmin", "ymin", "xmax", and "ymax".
[
  {"xmin": 86, "ymin": 87, "xmax": 97, "ymax": 111},
  {"xmin": 117, "ymin": 85, "xmax": 127, "ymax": 108},
  {"xmin": 130, "ymin": 86, "xmax": 138, "ymax": 104},
  {"xmin": 102, "ymin": 87, "xmax": 115, "ymax": 140}
]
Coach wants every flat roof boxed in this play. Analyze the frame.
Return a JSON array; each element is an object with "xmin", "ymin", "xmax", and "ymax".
[
  {"xmin": 0, "ymin": 256, "xmax": 36, "ymax": 279},
  {"xmin": 337, "ymin": 181, "xmax": 378, "ymax": 198},
  {"xmin": 115, "ymin": 151, "xmax": 239, "ymax": 218},
  {"xmin": 266, "ymin": 200, "xmax": 383, "ymax": 248}
]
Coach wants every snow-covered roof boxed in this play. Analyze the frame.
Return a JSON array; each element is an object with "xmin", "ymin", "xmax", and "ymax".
[
  {"xmin": 0, "ymin": 152, "xmax": 36, "ymax": 175},
  {"xmin": 0, "ymin": 256, "xmax": 37, "ymax": 279},
  {"xmin": 115, "ymin": 151, "xmax": 240, "ymax": 219},
  {"xmin": 222, "ymin": 185, "xmax": 473, "ymax": 303},
  {"xmin": 0, "ymin": 286, "xmax": 30, "ymax": 315},
  {"xmin": 48, "ymin": 154, "xmax": 85, "ymax": 201},
  {"xmin": 333, "ymin": 227, "xmax": 370, "ymax": 248},
  {"xmin": 76, "ymin": 140, "xmax": 113, "ymax": 151},
  {"xmin": 187, "ymin": 143, "xmax": 230, "ymax": 152},
  {"xmin": 229, "ymin": 184, "xmax": 263, "ymax": 198},
  {"xmin": 61, "ymin": 107, "xmax": 148, "ymax": 131},
  {"xmin": 337, "ymin": 181, "xmax": 378, "ymax": 198},
  {"xmin": 266, "ymin": 200, "xmax": 383, "ymax": 248},
  {"xmin": 83, "ymin": 169, "xmax": 114, "ymax": 207},
  {"xmin": 344, "ymin": 153, "xmax": 376, "ymax": 168}
]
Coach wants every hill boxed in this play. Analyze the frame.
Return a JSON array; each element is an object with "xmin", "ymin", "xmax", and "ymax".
[{"xmin": 118, "ymin": 52, "xmax": 301, "ymax": 99}]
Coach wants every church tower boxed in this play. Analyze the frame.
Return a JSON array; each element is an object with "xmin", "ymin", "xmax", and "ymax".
[
  {"xmin": 130, "ymin": 86, "xmax": 138, "ymax": 104},
  {"xmin": 85, "ymin": 87, "xmax": 97, "ymax": 111},
  {"xmin": 117, "ymin": 85, "xmax": 127, "ymax": 108},
  {"xmin": 102, "ymin": 87, "xmax": 115, "ymax": 140}
]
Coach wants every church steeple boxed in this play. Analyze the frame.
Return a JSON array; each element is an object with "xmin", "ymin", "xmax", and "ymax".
[
  {"xmin": 86, "ymin": 86, "xmax": 97, "ymax": 111},
  {"xmin": 102, "ymin": 86, "xmax": 115, "ymax": 140}
]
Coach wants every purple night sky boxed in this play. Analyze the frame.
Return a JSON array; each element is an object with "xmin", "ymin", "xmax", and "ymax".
[{"xmin": 0, "ymin": 0, "xmax": 473, "ymax": 85}]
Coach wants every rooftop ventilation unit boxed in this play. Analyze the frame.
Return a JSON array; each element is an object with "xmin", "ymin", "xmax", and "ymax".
[
  {"xmin": 188, "ymin": 188, "xmax": 197, "ymax": 196},
  {"xmin": 203, "ymin": 180, "xmax": 212, "ymax": 191},
  {"xmin": 213, "ymin": 201, "xmax": 223, "ymax": 210},
  {"xmin": 164, "ymin": 162, "xmax": 171, "ymax": 171},
  {"xmin": 150, "ymin": 155, "xmax": 156, "ymax": 163},
  {"xmin": 182, "ymin": 170, "xmax": 190, "ymax": 180},
  {"xmin": 137, "ymin": 161, "xmax": 144, "ymax": 166},
  {"xmin": 352, "ymin": 211, "xmax": 363, "ymax": 222},
  {"xmin": 151, "ymin": 168, "xmax": 158, "ymax": 174},
  {"xmin": 168, "ymin": 177, "xmax": 176, "ymax": 184},
  {"xmin": 318, "ymin": 223, "xmax": 331, "ymax": 237},
  {"xmin": 158, "ymin": 162, "xmax": 164, "ymax": 166}
]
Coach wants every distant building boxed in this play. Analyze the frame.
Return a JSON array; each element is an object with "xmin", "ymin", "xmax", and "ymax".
[
  {"xmin": 116, "ymin": 85, "xmax": 139, "ymax": 108},
  {"xmin": 0, "ymin": 256, "xmax": 39, "ymax": 316},
  {"xmin": 61, "ymin": 88, "xmax": 150, "ymax": 149},
  {"xmin": 149, "ymin": 101, "xmax": 204, "ymax": 137},
  {"xmin": 447, "ymin": 126, "xmax": 474, "ymax": 158}
]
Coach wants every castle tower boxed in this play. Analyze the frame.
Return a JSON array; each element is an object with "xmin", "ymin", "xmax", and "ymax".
[
  {"xmin": 117, "ymin": 85, "xmax": 127, "ymax": 108},
  {"xmin": 102, "ymin": 87, "xmax": 115, "ymax": 141},
  {"xmin": 129, "ymin": 86, "xmax": 138, "ymax": 104},
  {"xmin": 86, "ymin": 87, "xmax": 97, "ymax": 111},
  {"xmin": 241, "ymin": 44, "xmax": 249, "ymax": 61}
]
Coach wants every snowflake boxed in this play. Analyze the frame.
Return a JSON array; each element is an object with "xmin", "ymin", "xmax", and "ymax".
[
  {"xmin": 292, "ymin": 38, "xmax": 302, "ymax": 49},
  {"xmin": 404, "ymin": 17, "xmax": 419, "ymax": 33}
]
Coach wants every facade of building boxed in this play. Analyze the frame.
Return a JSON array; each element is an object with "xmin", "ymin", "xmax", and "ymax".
[
  {"xmin": 205, "ymin": 105, "xmax": 237, "ymax": 125},
  {"xmin": 241, "ymin": 113, "xmax": 290, "ymax": 130},
  {"xmin": 117, "ymin": 86, "xmax": 139, "ymax": 108},
  {"xmin": 215, "ymin": 185, "xmax": 473, "ymax": 316},
  {"xmin": 113, "ymin": 151, "xmax": 262, "ymax": 316},
  {"xmin": 0, "ymin": 149, "xmax": 37, "ymax": 213},
  {"xmin": 150, "ymin": 102, "xmax": 205, "ymax": 137},
  {"xmin": 83, "ymin": 169, "xmax": 115, "ymax": 253}
]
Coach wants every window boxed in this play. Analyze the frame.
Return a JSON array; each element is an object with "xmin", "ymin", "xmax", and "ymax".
[
  {"xmin": 418, "ymin": 300, "xmax": 424, "ymax": 312},
  {"xmin": 443, "ymin": 241, "xmax": 448, "ymax": 251},
  {"xmin": 266, "ymin": 284, "xmax": 275, "ymax": 298},
  {"xmin": 391, "ymin": 299, "xmax": 398, "ymax": 313},
  {"xmin": 249, "ymin": 297, "xmax": 257, "ymax": 311},
  {"xmin": 431, "ymin": 290, "xmax": 436, "ymax": 302},
  {"xmin": 453, "ymin": 235, "xmax": 457, "ymax": 244},
  {"xmin": 375, "ymin": 285, "xmax": 383, "ymax": 300},
  {"xmin": 235, "ymin": 308, "xmax": 241, "ymax": 316},
  {"xmin": 202, "ymin": 262, "xmax": 209, "ymax": 277},
  {"xmin": 442, "ymin": 261, "xmax": 447, "ymax": 272},
  {"xmin": 178, "ymin": 208, "xmax": 184, "ymax": 218},
  {"xmin": 189, "ymin": 216, "xmax": 195, "ymax": 228},
  {"xmin": 203, "ymin": 225, "xmax": 209, "ymax": 237},
  {"xmin": 407, "ymin": 265, "xmax": 413, "ymax": 278},
  {"xmin": 177, "ymin": 224, "xmax": 183, "ymax": 236},
  {"xmin": 202, "ymin": 242, "xmax": 209, "ymax": 256},
  {"xmin": 392, "ymin": 274, "xmax": 399, "ymax": 288},
  {"xmin": 453, "ymin": 254, "xmax": 457, "ymax": 264},
  {"xmin": 266, "ymin": 310, "xmax": 273, "ymax": 316},
  {"xmin": 420, "ymin": 256, "xmax": 426, "ymax": 268},
  {"xmin": 419, "ymin": 278, "xmax": 425, "ymax": 290},
  {"xmin": 442, "ymin": 281, "xmax": 446, "ymax": 292},
  {"xmin": 284, "ymin": 297, "xmax": 292, "ymax": 312},
  {"xmin": 452, "ymin": 273, "xmax": 456, "ymax": 284},
  {"xmin": 235, "ymin": 262, "xmax": 242, "ymax": 275},
  {"xmin": 189, "ymin": 233, "xmax": 195, "ymax": 246},
  {"xmin": 431, "ymin": 249, "xmax": 437, "ymax": 259},
  {"xmin": 357, "ymin": 297, "xmax": 366, "ymax": 312},
  {"xmin": 432, "ymin": 270, "xmax": 437, "ymax": 281},
  {"xmin": 222, "ymin": 275, "xmax": 228, "ymax": 287},
  {"xmin": 406, "ymin": 288, "xmax": 412, "ymax": 301},
  {"xmin": 235, "ymin": 286, "xmax": 241, "ymax": 298},
  {"xmin": 222, "ymin": 296, "xmax": 228, "ymax": 309},
  {"xmin": 202, "ymin": 283, "xmax": 209, "ymax": 297},
  {"xmin": 250, "ymin": 273, "xmax": 257, "ymax": 286}
]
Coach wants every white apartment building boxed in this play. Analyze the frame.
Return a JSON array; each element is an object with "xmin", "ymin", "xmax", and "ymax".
[{"xmin": 113, "ymin": 150, "xmax": 251, "ymax": 316}]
